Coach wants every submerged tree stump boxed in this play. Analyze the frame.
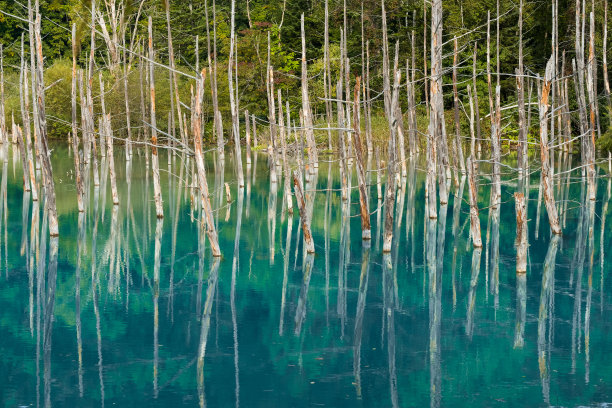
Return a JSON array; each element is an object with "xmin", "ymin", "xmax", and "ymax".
[
  {"xmin": 538, "ymin": 57, "xmax": 561, "ymax": 235},
  {"xmin": 293, "ymin": 168, "xmax": 315, "ymax": 254}
]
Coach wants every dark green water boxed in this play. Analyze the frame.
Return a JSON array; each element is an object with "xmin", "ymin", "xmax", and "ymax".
[{"xmin": 1, "ymin": 144, "xmax": 611, "ymax": 407}]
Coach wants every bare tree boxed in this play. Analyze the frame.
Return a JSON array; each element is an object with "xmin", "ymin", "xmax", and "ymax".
[
  {"xmin": 228, "ymin": 0, "xmax": 244, "ymax": 187},
  {"xmin": 301, "ymin": 14, "xmax": 318, "ymax": 173},
  {"xmin": 148, "ymin": 16, "xmax": 164, "ymax": 218},
  {"xmin": 353, "ymin": 78, "xmax": 371, "ymax": 240},
  {"xmin": 538, "ymin": 57, "xmax": 561, "ymax": 235},
  {"xmin": 33, "ymin": 3, "xmax": 59, "ymax": 236},
  {"xmin": 194, "ymin": 68, "xmax": 221, "ymax": 256}
]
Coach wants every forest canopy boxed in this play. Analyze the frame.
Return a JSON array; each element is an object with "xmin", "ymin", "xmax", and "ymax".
[{"xmin": 0, "ymin": 0, "xmax": 610, "ymax": 148}]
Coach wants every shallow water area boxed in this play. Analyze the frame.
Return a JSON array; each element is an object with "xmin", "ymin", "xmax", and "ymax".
[{"xmin": 0, "ymin": 143, "xmax": 611, "ymax": 407}]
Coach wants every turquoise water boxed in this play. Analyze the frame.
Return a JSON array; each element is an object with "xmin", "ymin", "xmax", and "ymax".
[{"xmin": 0, "ymin": 143, "xmax": 611, "ymax": 407}]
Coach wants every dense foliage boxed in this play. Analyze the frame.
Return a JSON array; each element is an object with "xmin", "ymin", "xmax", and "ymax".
[{"xmin": 0, "ymin": 0, "xmax": 611, "ymax": 149}]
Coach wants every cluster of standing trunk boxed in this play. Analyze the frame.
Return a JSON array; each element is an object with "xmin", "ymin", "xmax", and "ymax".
[{"xmin": 0, "ymin": 0, "xmax": 609, "ymax": 267}]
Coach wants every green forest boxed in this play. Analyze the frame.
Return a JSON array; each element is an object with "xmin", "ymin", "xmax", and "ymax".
[{"xmin": 2, "ymin": 1, "xmax": 612, "ymax": 407}]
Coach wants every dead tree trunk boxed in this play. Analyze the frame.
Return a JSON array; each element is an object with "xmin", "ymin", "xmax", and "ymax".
[
  {"xmin": 149, "ymin": 16, "xmax": 164, "ymax": 219},
  {"xmin": 360, "ymin": 2, "xmax": 367, "ymax": 155},
  {"xmin": 337, "ymin": 28, "xmax": 347, "ymax": 199},
  {"xmin": 383, "ymin": 69, "xmax": 401, "ymax": 252},
  {"xmin": 393, "ymin": 44, "xmax": 407, "ymax": 178},
  {"xmin": 366, "ymin": 41, "xmax": 373, "ymax": 155},
  {"xmin": 206, "ymin": 0, "xmax": 224, "ymax": 160},
  {"xmin": 491, "ymin": 85, "xmax": 501, "ymax": 208},
  {"xmin": 301, "ymin": 14, "xmax": 318, "ymax": 172},
  {"xmin": 550, "ymin": 0, "xmax": 558, "ymax": 154},
  {"xmin": 353, "ymin": 77, "xmax": 371, "ymax": 240},
  {"xmin": 86, "ymin": 0, "xmax": 96, "ymax": 164},
  {"xmin": 407, "ymin": 32, "xmax": 418, "ymax": 156},
  {"xmin": 164, "ymin": 0, "xmax": 186, "ymax": 148},
  {"xmin": 486, "ymin": 12, "xmax": 494, "ymax": 130},
  {"xmin": 20, "ymin": 34, "xmax": 37, "ymax": 201},
  {"xmin": 228, "ymin": 0, "xmax": 244, "ymax": 187},
  {"xmin": 86, "ymin": 8, "xmax": 100, "ymax": 187},
  {"xmin": 265, "ymin": 32, "xmax": 279, "ymax": 183},
  {"xmin": 517, "ymin": 0, "xmax": 527, "ymax": 174},
  {"xmin": 122, "ymin": 39, "xmax": 133, "ymax": 158},
  {"xmin": 71, "ymin": 24, "xmax": 83, "ymax": 211},
  {"xmin": 0, "ymin": 44, "xmax": 5, "ymax": 144},
  {"xmin": 286, "ymin": 101, "xmax": 292, "ymax": 146},
  {"xmin": 430, "ymin": 0, "xmax": 448, "ymax": 206},
  {"xmin": 468, "ymin": 85, "xmax": 476, "ymax": 158},
  {"xmin": 452, "ymin": 37, "xmax": 465, "ymax": 175},
  {"xmin": 604, "ymin": 0, "xmax": 612, "ymax": 128},
  {"xmin": 251, "ymin": 114, "xmax": 258, "ymax": 148},
  {"xmin": 585, "ymin": 12, "xmax": 597, "ymax": 200},
  {"xmin": 527, "ymin": 77, "xmax": 533, "ymax": 141},
  {"xmin": 575, "ymin": 0, "xmax": 589, "ymax": 138},
  {"xmin": 515, "ymin": 192, "xmax": 527, "ymax": 273},
  {"xmin": 342, "ymin": 9, "xmax": 351, "ymax": 136},
  {"xmin": 78, "ymin": 70, "xmax": 98, "ymax": 187},
  {"xmin": 562, "ymin": 51, "xmax": 572, "ymax": 151},
  {"xmin": 194, "ymin": 68, "xmax": 221, "ymax": 257},
  {"xmin": 10, "ymin": 113, "xmax": 15, "ymax": 144},
  {"xmin": 381, "ymin": 0, "xmax": 399, "ymax": 251},
  {"xmin": 293, "ymin": 168, "xmax": 315, "ymax": 253},
  {"xmin": 472, "ymin": 42, "xmax": 482, "ymax": 154},
  {"xmin": 426, "ymin": 111, "xmax": 437, "ymax": 218},
  {"xmin": 93, "ymin": 0, "xmax": 124, "ymax": 72},
  {"xmin": 103, "ymin": 114, "xmax": 119, "ymax": 205},
  {"xmin": 27, "ymin": 0, "xmax": 40, "ymax": 170},
  {"xmin": 139, "ymin": 42, "xmax": 149, "ymax": 151},
  {"xmin": 423, "ymin": 0, "xmax": 429, "ymax": 115},
  {"xmin": 277, "ymin": 90, "xmax": 293, "ymax": 214},
  {"xmin": 337, "ymin": 75, "xmax": 348, "ymax": 201},
  {"xmin": 15, "ymin": 127, "xmax": 30, "ymax": 191},
  {"xmin": 324, "ymin": 0, "xmax": 333, "ymax": 151},
  {"xmin": 33, "ymin": 11, "xmax": 58, "ymax": 236},
  {"xmin": 267, "ymin": 66, "xmax": 278, "ymax": 184},
  {"xmin": 539, "ymin": 58, "xmax": 562, "ymax": 235},
  {"xmin": 245, "ymin": 110, "xmax": 252, "ymax": 165},
  {"xmin": 99, "ymin": 74, "xmax": 107, "ymax": 157},
  {"xmin": 496, "ymin": 0, "xmax": 501, "ymax": 88},
  {"xmin": 467, "ymin": 156, "xmax": 482, "ymax": 247}
]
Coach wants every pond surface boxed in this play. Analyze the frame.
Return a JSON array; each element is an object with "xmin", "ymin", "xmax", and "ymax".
[{"xmin": 0, "ymin": 143, "xmax": 611, "ymax": 407}]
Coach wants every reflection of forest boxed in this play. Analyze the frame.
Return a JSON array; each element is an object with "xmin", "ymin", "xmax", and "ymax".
[{"xmin": 0, "ymin": 147, "xmax": 610, "ymax": 407}]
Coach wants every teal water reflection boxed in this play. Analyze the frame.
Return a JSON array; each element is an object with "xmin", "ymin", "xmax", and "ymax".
[{"xmin": 0, "ymin": 144, "xmax": 611, "ymax": 407}]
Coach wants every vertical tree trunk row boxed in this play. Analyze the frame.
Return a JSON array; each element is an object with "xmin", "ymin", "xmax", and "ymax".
[
  {"xmin": 452, "ymin": 37, "xmax": 465, "ymax": 177},
  {"xmin": 585, "ymin": 12, "xmax": 597, "ymax": 200},
  {"xmin": 33, "ymin": 7, "xmax": 59, "ymax": 236},
  {"xmin": 277, "ymin": 90, "xmax": 293, "ymax": 215},
  {"xmin": 352, "ymin": 77, "xmax": 371, "ymax": 240},
  {"xmin": 430, "ymin": 0, "xmax": 448, "ymax": 209},
  {"xmin": 228, "ymin": 0, "xmax": 244, "ymax": 188},
  {"xmin": 467, "ymin": 156, "xmax": 482, "ymax": 247},
  {"xmin": 71, "ymin": 24, "xmax": 83, "ymax": 211},
  {"xmin": 0, "ymin": 44, "xmax": 5, "ymax": 145},
  {"xmin": 21, "ymin": 34, "xmax": 38, "ymax": 202},
  {"xmin": 149, "ymin": 16, "xmax": 164, "ymax": 219},
  {"xmin": 539, "ymin": 57, "xmax": 562, "ymax": 235},
  {"xmin": 194, "ymin": 68, "xmax": 221, "ymax": 257},
  {"xmin": 301, "ymin": 14, "xmax": 318, "ymax": 173},
  {"xmin": 293, "ymin": 168, "xmax": 315, "ymax": 254},
  {"xmin": 517, "ymin": 0, "xmax": 527, "ymax": 174},
  {"xmin": 515, "ymin": 192, "xmax": 527, "ymax": 273}
]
